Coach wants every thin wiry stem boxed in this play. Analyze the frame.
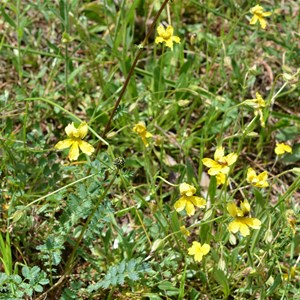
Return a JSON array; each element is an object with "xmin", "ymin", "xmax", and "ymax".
[{"xmin": 93, "ymin": 0, "xmax": 171, "ymax": 158}]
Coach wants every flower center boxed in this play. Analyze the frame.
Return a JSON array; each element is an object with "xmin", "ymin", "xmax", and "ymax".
[
  {"xmin": 217, "ymin": 158, "xmax": 228, "ymax": 166},
  {"xmin": 162, "ymin": 32, "xmax": 171, "ymax": 40}
]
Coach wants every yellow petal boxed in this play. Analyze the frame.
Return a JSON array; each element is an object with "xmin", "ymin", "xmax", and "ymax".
[
  {"xmin": 228, "ymin": 220, "xmax": 240, "ymax": 233},
  {"xmin": 174, "ymin": 198, "xmax": 186, "ymax": 212},
  {"xmin": 55, "ymin": 139, "xmax": 73, "ymax": 150},
  {"xmin": 258, "ymin": 171, "xmax": 268, "ymax": 182},
  {"xmin": 239, "ymin": 222, "xmax": 250, "ymax": 236},
  {"xmin": 191, "ymin": 196, "xmax": 206, "ymax": 208},
  {"xmin": 155, "ymin": 36, "xmax": 164, "ymax": 44},
  {"xmin": 219, "ymin": 166, "xmax": 230, "ymax": 175},
  {"xmin": 65, "ymin": 123, "xmax": 76, "ymax": 137},
  {"xmin": 133, "ymin": 122, "xmax": 146, "ymax": 134},
  {"xmin": 225, "ymin": 153, "xmax": 238, "ymax": 166},
  {"xmin": 250, "ymin": 5, "xmax": 263, "ymax": 14},
  {"xmin": 202, "ymin": 158, "xmax": 219, "ymax": 169},
  {"xmin": 68, "ymin": 141, "xmax": 80, "ymax": 161},
  {"xmin": 185, "ymin": 200, "xmax": 195, "ymax": 216},
  {"xmin": 145, "ymin": 131, "xmax": 153, "ymax": 138},
  {"xmin": 77, "ymin": 122, "xmax": 88, "ymax": 139},
  {"xmin": 194, "ymin": 253, "xmax": 204, "ymax": 262},
  {"xmin": 262, "ymin": 12, "xmax": 272, "ymax": 17},
  {"xmin": 172, "ymin": 36, "xmax": 181, "ymax": 44},
  {"xmin": 214, "ymin": 147, "xmax": 224, "ymax": 161},
  {"xmin": 179, "ymin": 183, "xmax": 196, "ymax": 197},
  {"xmin": 166, "ymin": 25, "xmax": 174, "ymax": 36},
  {"xmin": 188, "ymin": 241, "xmax": 199, "ymax": 255},
  {"xmin": 216, "ymin": 173, "xmax": 226, "ymax": 185},
  {"xmin": 200, "ymin": 243, "xmax": 210, "ymax": 255},
  {"xmin": 165, "ymin": 39, "xmax": 173, "ymax": 49},
  {"xmin": 227, "ymin": 202, "xmax": 238, "ymax": 218},
  {"xmin": 180, "ymin": 226, "xmax": 190, "ymax": 237},
  {"xmin": 78, "ymin": 140, "xmax": 95, "ymax": 156},
  {"xmin": 240, "ymin": 200, "xmax": 250, "ymax": 215},
  {"xmin": 243, "ymin": 217, "xmax": 261, "ymax": 229},
  {"xmin": 258, "ymin": 17, "xmax": 267, "ymax": 29},
  {"xmin": 250, "ymin": 15, "xmax": 258, "ymax": 25},
  {"xmin": 275, "ymin": 143, "xmax": 292, "ymax": 155},
  {"xmin": 247, "ymin": 168, "xmax": 257, "ymax": 183},
  {"xmin": 157, "ymin": 25, "xmax": 165, "ymax": 37}
]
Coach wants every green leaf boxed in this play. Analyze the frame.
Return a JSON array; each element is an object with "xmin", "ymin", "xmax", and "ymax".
[
  {"xmin": 213, "ymin": 269, "xmax": 230, "ymax": 299},
  {"xmin": 0, "ymin": 7, "xmax": 16, "ymax": 28},
  {"xmin": 158, "ymin": 281, "xmax": 179, "ymax": 296}
]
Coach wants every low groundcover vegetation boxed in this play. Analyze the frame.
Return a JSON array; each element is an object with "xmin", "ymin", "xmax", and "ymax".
[{"xmin": 0, "ymin": 0, "xmax": 299, "ymax": 299}]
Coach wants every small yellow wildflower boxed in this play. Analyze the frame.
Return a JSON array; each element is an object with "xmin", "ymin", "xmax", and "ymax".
[
  {"xmin": 244, "ymin": 92, "xmax": 266, "ymax": 127},
  {"xmin": 155, "ymin": 25, "xmax": 181, "ymax": 50},
  {"xmin": 227, "ymin": 200, "xmax": 261, "ymax": 237},
  {"xmin": 247, "ymin": 168, "xmax": 269, "ymax": 188},
  {"xmin": 275, "ymin": 143, "xmax": 292, "ymax": 155},
  {"xmin": 202, "ymin": 146, "xmax": 238, "ymax": 176},
  {"xmin": 180, "ymin": 225, "xmax": 191, "ymax": 237},
  {"xmin": 55, "ymin": 122, "xmax": 95, "ymax": 161},
  {"xmin": 133, "ymin": 122, "xmax": 153, "ymax": 147},
  {"xmin": 188, "ymin": 241, "xmax": 210, "ymax": 262},
  {"xmin": 174, "ymin": 183, "xmax": 206, "ymax": 217},
  {"xmin": 250, "ymin": 5, "xmax": 272, "ymax": 29},
  {"xmin": 244, "ymin": 92, "xmax": 266, "ymax": 109}
]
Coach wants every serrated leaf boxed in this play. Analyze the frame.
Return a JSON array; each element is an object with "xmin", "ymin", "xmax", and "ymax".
[
  {"xmin": 118, "ymin": 260, "xmax": 125, "ymax": 274},
  {"xmin": 128, "ymin": 271, "xmax": 139, "ymax": 281},
  {"xmin": 127, "ymin": 259, "xmax": 136, "ymax": 271},
  {"xmin": 117, "ymin": 274, "xmax": 125, "ymax": 285}
]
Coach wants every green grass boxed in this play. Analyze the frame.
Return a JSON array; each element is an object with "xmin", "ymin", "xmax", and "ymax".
[{"xmin": 0, "ymin": 0, "xmax": 299, "ymax": 299}]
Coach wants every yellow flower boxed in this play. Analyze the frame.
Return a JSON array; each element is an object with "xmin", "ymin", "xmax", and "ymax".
[
  {"xmin": 227, "ymin": 200, "xmax": 261, "ymax": 237},
  {"xmin": 188, "ymin": 241, "xmax": 210, "ymax": 262},
  {"xmin": 247, "ymin": 168, "xmax": 269, "ymax": 188},
  {"xmin": 202, "ymin": 146, "xmax": 238, "ymax": 176},
  {"xmin": 55, "ymin": 122, "xmax": 95, "ymax": 161},
  {"xmin": 174, "ymin": 183, "xmax": 206, "ymax": 216},
  {"xmin": 133, "ymin": 122, "xmax": 153, "ymax": 147},
  {"xmin": 244, "ymin": 92, "xmax": 266, "ymax": 109},
  {"xmin": 275, "ymin": 143, "xmax": 292, "ymax": 155},
  {"xmin": 180, "ymin": 225, "xmax": 191, "ymax": 237},
  {"xmin": 244, "ymin": 92, "xmax": 266, "ymax": 127},
  {"xmin": 250, "ymin": 5, "xmax": 272, "ymax": 29},
  {"xmin": 155, "ymin": 25, "xmax": 181, "ymax": 50}
]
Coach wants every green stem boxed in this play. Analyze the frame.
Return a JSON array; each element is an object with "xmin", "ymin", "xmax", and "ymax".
[{"xmin": 93, "ymin": 0, "xmax": 171, "ymax": 157}]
